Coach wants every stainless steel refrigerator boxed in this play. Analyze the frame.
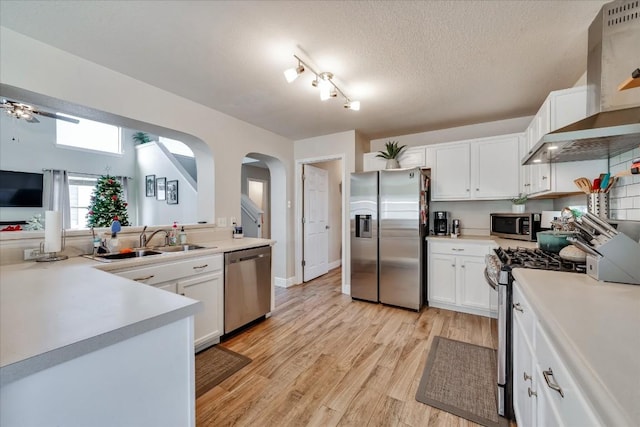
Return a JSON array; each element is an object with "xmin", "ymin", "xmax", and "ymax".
[{"xmin": 350, "ymin": 168, "xmax": 429, "ymax": 310}]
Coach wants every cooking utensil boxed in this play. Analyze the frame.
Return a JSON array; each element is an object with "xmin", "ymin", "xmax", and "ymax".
[
  {"xmin": 566, "ymin": 237, "xmax": 601, "ymax": 258},
  {"xmin": 592, "ymin": 178, "xmax": 601, "ymax": 193},
  {"xmin": 585, "ymin": 212, "xmax": 618, "ymax": 236},
  {"xmin": 600, "ymin": 173, "xmax": 610, "ymax": 191},
  {"xmin": 579, "ymin": 215, "xmax": 612, "ymax": 243},
  {"xmin": 573, "ymin": 177, "xmax": 592, "ymax": 194}
]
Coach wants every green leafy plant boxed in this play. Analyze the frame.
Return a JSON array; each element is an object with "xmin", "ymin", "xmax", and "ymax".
[
  {"xmin": 376, "ymin": 141, "xmax": 407, "ymax": 160},
  {"xmin": 132, "ymin": 131, "xmax": 152, "ymax": 144},
  {"xmin": 510, "ymin": 193, "xmax": 528, "ymax": 205}
]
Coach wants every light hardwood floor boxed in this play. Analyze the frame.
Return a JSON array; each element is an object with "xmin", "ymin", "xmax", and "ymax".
[{"xmin": 196, "ymin": 267, "xmax": 498, "ymax": 426}]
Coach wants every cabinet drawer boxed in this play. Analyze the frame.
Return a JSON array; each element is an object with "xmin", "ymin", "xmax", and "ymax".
[
  {"xmin": 429, "ymin": 241, "xmax": 493, "ymax": 257},
  {"xmin": 114, "ymin": 254, "xmax": 223, "ymax": 285},
  {"xmin": 512, "ymin": 282, "xmax": 535, "ymax": 345},
  {"xmin": 535, "ymin": 325, "xmax": 601, "ymax": 427}
]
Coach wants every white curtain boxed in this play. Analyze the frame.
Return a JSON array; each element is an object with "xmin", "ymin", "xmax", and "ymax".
[{"xmin": 43, "ymin": 169, "xmax": 71, "ymax": 229}]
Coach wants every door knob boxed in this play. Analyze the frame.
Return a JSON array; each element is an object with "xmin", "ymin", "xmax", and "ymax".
[{"xmin": 325, "ymin": 225, "xmax": 330, "ymax": 230}]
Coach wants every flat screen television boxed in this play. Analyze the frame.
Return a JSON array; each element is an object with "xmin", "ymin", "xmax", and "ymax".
[{"xmin": 0, "ymin": 170, "xmax": 44, "ymax": 208}]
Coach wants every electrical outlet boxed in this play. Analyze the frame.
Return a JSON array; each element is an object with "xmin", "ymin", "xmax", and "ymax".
[
  {"xmin": 24, "ymin": 248, "xmax": 42, "ymax": 260},
  {"xmin": 217, "ymin": 217, "xmax": 227, "ymax": 227},
  {"xmin": 230, "ymin": 217, "xmax": 237, "ymax": 225}
]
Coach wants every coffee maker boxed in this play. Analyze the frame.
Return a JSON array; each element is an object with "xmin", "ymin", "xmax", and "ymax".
[{"xmin": 434, "ymin": 211, "xmax": 448, "ymax": 236}]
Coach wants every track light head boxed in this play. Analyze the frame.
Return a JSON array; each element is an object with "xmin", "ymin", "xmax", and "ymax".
[
  {"xmin": 344, "ymin": 100, "xmax": 360, "ymax": 111},
  {"xmin": 284, "ymin": 63, "xmax": 305, "ymax": 83}
]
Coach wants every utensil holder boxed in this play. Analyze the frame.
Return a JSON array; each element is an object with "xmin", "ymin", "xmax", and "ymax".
[{"xmin": 587, "ymin": 193, "xmax": 609, "ymax": 220}]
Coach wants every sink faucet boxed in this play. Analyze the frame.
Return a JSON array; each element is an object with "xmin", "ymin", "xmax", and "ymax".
[{"xmin": 140, "ymin": 227, "xmax": 170, "ymax": 248}]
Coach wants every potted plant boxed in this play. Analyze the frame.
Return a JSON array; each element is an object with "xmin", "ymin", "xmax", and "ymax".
[
  {"xmin": 376, "ymin": 140, "xmax": 407, "ymax": 169},
  {"xmin": 132, "ymin": 131, "xmax": 152, "ymax": 144},
  {"xmin": 510, "ymin": 193, "xmax": 527, "ymax": 213}
]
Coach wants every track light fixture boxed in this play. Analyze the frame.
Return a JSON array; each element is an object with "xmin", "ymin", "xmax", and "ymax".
[{"xmin": 284, "ymin": 54, "xmax": 360, "ymax": 111}]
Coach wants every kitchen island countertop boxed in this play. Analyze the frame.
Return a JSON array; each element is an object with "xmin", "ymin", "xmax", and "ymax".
[
  {"xmin": 513, "ymin": 268, "xmax": 640, "ymax": 426},
  {"xmin": 0, "ymin": 237, "xmax": 274, "ymax": 386}
]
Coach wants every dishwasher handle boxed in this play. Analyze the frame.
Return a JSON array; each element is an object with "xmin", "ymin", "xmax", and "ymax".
[{"xmin": 225, "ymin": 246, "xmax": 271, "ymax": 264}]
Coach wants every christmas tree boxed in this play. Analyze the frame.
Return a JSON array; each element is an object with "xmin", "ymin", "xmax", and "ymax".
[{"xmin": 86, "ymin": 175, "xmax": 130, "ymax": 227}]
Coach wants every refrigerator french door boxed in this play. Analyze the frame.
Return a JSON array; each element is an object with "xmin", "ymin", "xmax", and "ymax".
[
  {"xmin": 379, "ymin": 168, "xmax": 425, "ymax": 310},
  {"xmin": 350, "ymin": 171, "xmax": 379, "ymax": 302}
]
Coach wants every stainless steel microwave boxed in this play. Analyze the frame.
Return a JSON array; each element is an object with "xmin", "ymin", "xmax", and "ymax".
[{"xmin": 490, "ymin": 213, "xmax": 541, "ymax": 241}]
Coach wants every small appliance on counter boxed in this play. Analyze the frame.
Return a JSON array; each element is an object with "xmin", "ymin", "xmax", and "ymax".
[
  {"xmin": 490, "ymin": 212, "xmax": 541, "ymax": 241},
  {"xmin": 434, "ymin": 211, "xmax": 448, "ymax": 236},
  {"xmin": 451, "ymin": 219, "xmax": 460, "ymax": 238}
]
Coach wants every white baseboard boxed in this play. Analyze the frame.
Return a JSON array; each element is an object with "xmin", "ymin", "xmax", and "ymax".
[
  {"xmin": 328, "ymin": 259, "xmax": 341, "ymax": 270},
  {"xmin": 274, "ymin": 276, "xmax": 296, "ymax": 288}
]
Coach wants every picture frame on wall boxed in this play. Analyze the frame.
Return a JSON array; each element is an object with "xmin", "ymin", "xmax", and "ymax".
[
  {"xmin": 145, "ymin": 175, "xmax": 155, "ymax": 197},
  {"xmin": 167, "ymin": 180, "xmax": 179, "ymax": 205},
  {"xmin": 156, "ymin": 177, "xmax": 166, "ymax": 201}
]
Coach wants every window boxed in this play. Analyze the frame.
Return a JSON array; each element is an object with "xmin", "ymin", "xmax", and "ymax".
[
  {"xmin": 68, "ymin": 175, "xmax": 97, "ymax": 229},
  {"xmin": 57, "ymin": 114, "xmax": 122, "ymax": 154}
]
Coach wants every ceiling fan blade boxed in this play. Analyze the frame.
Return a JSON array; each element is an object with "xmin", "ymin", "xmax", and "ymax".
[
  {"xmin": 25, "ymin": 115, "xmax": 40, "ymax": 123},
  {"xmin": 33, "ymin": 110, "xmax": 80, "ymax": 124}
]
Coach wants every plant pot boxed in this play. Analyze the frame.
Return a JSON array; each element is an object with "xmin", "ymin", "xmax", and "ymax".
[
  {"xmin": 385, "ymin": 159, "xmax": 400, "ymax": 169},
  {"xmin": 511, "ymin": 204, "xmax": 525, "ymax": 213}
]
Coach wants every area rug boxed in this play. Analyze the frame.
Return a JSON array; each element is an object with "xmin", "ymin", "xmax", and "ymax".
[
  {"xmin": 415, "ymin": 336, "xmax": 507, "ymax": 427},
  {"xmin": 195, "ymin": 345, "xmax": 251, "ymax": 398}
]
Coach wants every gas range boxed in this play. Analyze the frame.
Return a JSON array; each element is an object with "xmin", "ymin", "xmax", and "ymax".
[{"xmin": 494, "ymin": 247, "xmax": 586, "ymax": 273}]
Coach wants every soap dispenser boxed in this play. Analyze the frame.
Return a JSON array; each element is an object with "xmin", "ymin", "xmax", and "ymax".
[{"xmin": 179, "ymin": 226, "xmax": 187, "ymax": 245}]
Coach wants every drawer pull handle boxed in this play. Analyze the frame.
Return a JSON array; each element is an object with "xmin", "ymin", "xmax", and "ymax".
[
  {"xmin": 528, "ymin": 387, "xmax": 537, "ymax": 398},
  {"xmin": 133, "ymin": 275, "xmax": 155, "ymax": 282},
  {"xmin": 452, "ymin": 248, "xmax": 465, "ymax": 251},
  {"xmin": 543, "ymin": 368, "xmax": 564, "ymax": 397},
  {"xmin": 193, "ymin": 264, "xmax": 209, "ymax": 270},
  {"xmin": 523, "ymin": 371, "xmax": 532, "ymax": 382},
  {"xmin": 513, "ymin": 302, "xmax": 524, "ymax": 312}
]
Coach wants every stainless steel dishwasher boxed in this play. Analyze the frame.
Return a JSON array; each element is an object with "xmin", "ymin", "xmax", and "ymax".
[{"xmin": 224, "ymin": 245, "xmax": 271, "ymax": 334}]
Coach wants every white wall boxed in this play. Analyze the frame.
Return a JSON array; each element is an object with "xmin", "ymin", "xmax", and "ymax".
[
  {"xmin": 312, "ymin": 160, "xmax": 342, "ymax": 267},
  {"xmin": 241, "ymin": 164, "xmax": 270, "ymax": 238},
  {"xmin": 0, "ymin": 27, "xmax": 295, "ymax": 280},
  {"xmin": 294, "ymin": 130, "xmax": 355, "ymax": 293},
  {"xmin": 370, "ymin": 116, "xmax": 533, "ymax": 152},
  {"xmin": 137, "ymin": 142, "xmax": 198, "ymax": 226},
  {"xmin": 0, "ymin": 112, "xmax": 137, "ymax": 223}
]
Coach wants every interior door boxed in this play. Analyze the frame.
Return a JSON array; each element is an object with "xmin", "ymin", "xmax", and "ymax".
[{"xmin": 303, "ymin": 164, "xmax": 329, "ymax": 282}]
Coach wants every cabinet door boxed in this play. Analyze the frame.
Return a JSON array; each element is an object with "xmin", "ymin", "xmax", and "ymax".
[
  {"xmin": 432, "ymin": 143, "xmax": 470, "ymax": 200},
  {"xmin": 363, "ymin": 152, "xmax": 387, "ymax": 171},
  {"xmin": 399, "ymin": 146, "xmax": 426, "ymax": 169},
  {"xmin": 519, "ymin": 136, "xmax": 533, "ymax": 195},
  {"xmin": 458, "ymin": 256, "xmax": 491, "ymax": 313},
  {"xmin": 471, "ymin": 135, "xmax": 520, "ymax": 199},
  {"xmin": 513, "ymin": 316, "xmax": 536, "ymax": 427},
  {"xmin": 429, "ymin": 254, "xmax": 457, "ymax": 304},
  {"xmin": 549, "ymin": 87, "xmax": 587, "ymax": 131},
  {"xmin": 178, "ymin": 271, "xmax": 223, "ymax": 349},
  {"xmin": 534, "ymin": 367, "xmax": 563, "ymax": 427}
]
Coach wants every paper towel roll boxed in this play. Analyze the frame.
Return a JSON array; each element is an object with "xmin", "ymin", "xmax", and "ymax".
[{"xmin": 44, "ymin": 211, "xmax": 62, "ymax": 253}]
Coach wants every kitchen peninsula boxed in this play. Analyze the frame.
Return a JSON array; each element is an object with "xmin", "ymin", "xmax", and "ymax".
[{"xmin": 0, "ymin": 237, "xmax": 273, "ymax": 427}]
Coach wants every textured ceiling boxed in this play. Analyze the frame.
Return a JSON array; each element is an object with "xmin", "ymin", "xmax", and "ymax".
[{"xmin": 0, "ymin": 0, "xmax": 607, "ymax": 140}]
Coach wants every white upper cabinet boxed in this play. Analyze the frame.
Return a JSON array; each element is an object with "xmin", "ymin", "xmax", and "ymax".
[
  {"xmin": 432, "ymin": 133, "xmax": 520, "ymax": 201},
  {"xmin": 432, "ymin": 142, "xmax": 471, "ymax": 199},
  {"xmin": 522, "ymin": 86, "xmax": 607, "ymax": 196}
]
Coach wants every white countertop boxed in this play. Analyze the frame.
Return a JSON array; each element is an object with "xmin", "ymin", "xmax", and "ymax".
[
  {"xmin": 513, "ymin": 269, "xmax": 640, "ymax": 426},
  {"xmin": 0, "ymin": 237, "xmax": 274, "ymax": 386}
]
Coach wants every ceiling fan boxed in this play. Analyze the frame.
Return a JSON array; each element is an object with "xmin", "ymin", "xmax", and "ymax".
[{"xmin": 1, "ymin": 98, "xmax": 79, "ymax": 124}]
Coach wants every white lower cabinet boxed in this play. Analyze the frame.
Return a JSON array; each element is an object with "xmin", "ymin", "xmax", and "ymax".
[
  {"xmin": 512, "ymin": 281, "xmax": 601, "ymax": 427},
  {"xmin": 178, "ymin": 272, "xmax": 223, "ymax": 351},
  {"xmin": 113, "ymin": 253, "xmax": 224, "ymax": 351},
  {"xmin": 428, "ymin": 240, "xmax": 496, "ymax": 317}
]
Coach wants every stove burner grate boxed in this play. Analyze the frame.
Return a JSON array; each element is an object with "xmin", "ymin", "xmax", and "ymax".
[{"xmin": 495, "ymin": 247, "xmax": 586, "ymax": 273}]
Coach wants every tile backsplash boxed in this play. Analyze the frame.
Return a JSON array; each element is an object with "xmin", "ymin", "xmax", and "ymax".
[{"xmin": 609, "ymin": 147, "xmax": 640, "ymax": 221}]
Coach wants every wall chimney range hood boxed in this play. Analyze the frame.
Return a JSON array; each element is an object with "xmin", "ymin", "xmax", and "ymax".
[{"xmin": 523, "ymin": 0, "xmax": 640, "ymax": 165}]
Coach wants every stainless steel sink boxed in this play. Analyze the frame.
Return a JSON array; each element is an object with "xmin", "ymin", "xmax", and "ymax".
[
  {"xmin": 87, "ymin": 249, "xmax": 162, "ymax": 262},
  {"xmin": 153, "ymin": 244, "xmax": 209, "ymax": 252}
]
